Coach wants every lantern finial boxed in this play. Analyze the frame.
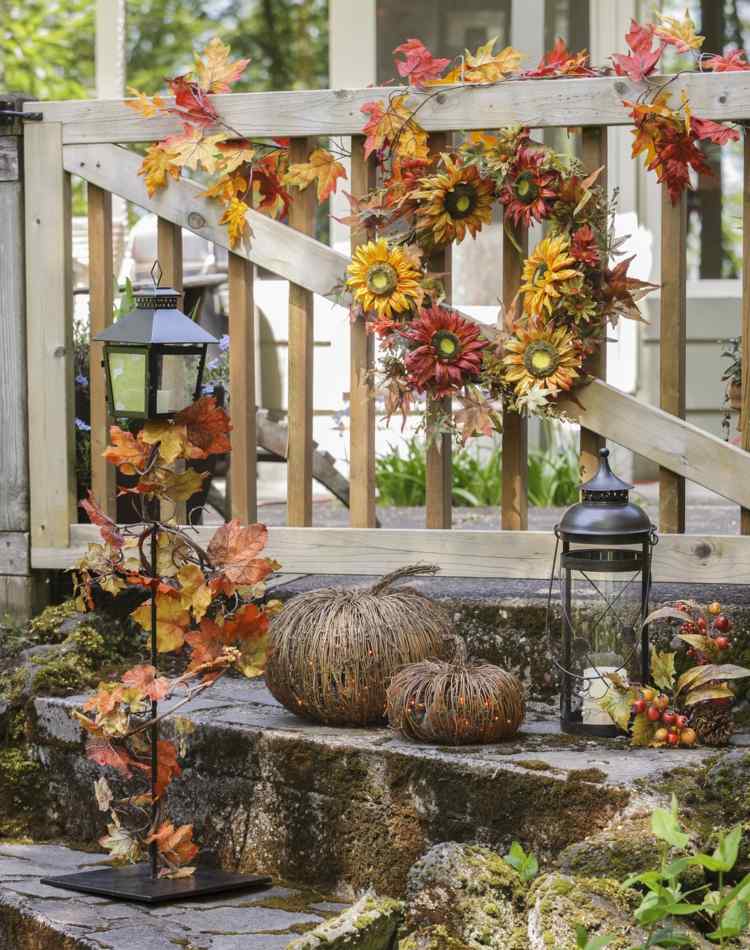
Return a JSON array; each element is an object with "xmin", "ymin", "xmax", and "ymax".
[{"xmin": 151, "ymin": 260, "xmax": 163, "ymax": 290}]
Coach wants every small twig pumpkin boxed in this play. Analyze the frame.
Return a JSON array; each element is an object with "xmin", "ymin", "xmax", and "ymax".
[
  {"xmin": 386, "ymin": 637, "xmax": 525, "ymax": 745},
  {"xmin": 265, "ymin": 565, "xmax": 452, "ymax": 725}
]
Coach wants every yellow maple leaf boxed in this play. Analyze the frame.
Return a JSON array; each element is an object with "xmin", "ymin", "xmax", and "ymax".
[
  {"xmin": 236, "ymin": 631, "xmax": 269, "ymax": 678},
  {"xmin": 164, "ymin": 128, "xmax": 228, "ymax": 174},
  {"xmin": 131, "ymin": 593, "xmax": 190, "ymax": 653},
  {"xmin": 162, "ymin": 468, "xmax": 206, "ymax": 503},
  {"xmin": 141, "ymin": 421, "xmax": 189, "ymax": 464},
  {"xmin": 219, "ymin": 197, "xmax": 251, "ymax": 248},
  {"xmin": 463, "ymin": 37, "xmax": 523, "ymax": 82},
  {"xmin": 655, "ymin": 10, "xmax": 705, "ymax": 52},
  {"xmin": 202, "ymin": 173, "xmax": 247, "ymax": 204},
  {"xmin": 138, "ymin": 145, "xmax": 181, "ymax": 198},
  {"xmin": 126, "ymin": 87, "xmax": 166, "ymax": 118},
  {"xmin": 176, "ymin": 564, "xmax": 212, "ymax": 622},
  {"xmin": 195, "ymin": 37, "xmax": 250, "ymax": 93},
  {"xmin": 284, "ymin": 147, "xmax": 348, "ymax": 201},
  {"xmin": 216, "ymin": 140, "xmax": 256, "ymax": 174}
]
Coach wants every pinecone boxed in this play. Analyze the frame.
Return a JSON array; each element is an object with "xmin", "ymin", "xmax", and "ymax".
[{"xmin": 690, "ymin": 700, "xmax": 734, "ymax": 747}]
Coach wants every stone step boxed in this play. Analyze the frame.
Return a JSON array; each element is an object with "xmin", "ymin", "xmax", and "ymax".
[
  {"xmin": 0, "ymin": 842, "xmax": 349, "ymax": 950},
  {"xmin": 30, "ymin": 679, "xmax": 740, "ymax": 898}
]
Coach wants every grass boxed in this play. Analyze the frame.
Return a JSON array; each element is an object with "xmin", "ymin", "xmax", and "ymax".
[{"xmin": 375, "ymin": 432, "xmax": 580, "ymax": 508}]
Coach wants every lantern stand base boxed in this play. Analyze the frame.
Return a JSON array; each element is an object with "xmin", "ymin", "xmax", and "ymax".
[
  {"xmin": 560, "ymin": 717, "xmax": 621, "ymax": 739},
  {"xmin": 40, "ymin": 864, "xmax": 273, "ymax": 905}
]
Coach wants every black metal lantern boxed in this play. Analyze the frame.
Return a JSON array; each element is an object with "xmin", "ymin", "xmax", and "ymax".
[
  {"xmin": 549, "ymin": 448, "xmax": 658, "ymax": 737},
  {"xmin": 95, "ymin": 262, "xmax": 216, "ymax": 420}
]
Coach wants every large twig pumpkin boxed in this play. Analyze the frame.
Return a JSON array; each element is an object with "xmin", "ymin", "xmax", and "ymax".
[
  {"xmin": 265, "ymin": 565, "xmax": 452, "ymax": 725},
  {"xmin": 386, "ymin": 638, "xmax": 525, "ymax": 745}
]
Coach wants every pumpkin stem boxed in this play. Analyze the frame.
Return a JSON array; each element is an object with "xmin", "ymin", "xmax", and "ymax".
[
  {"xmin": 369, "ymin": 563, "xmax": 440, "ymax": 595},
  {"xmin": 447, "ymin": 634, "xmax": 469, "ymax": 666}
]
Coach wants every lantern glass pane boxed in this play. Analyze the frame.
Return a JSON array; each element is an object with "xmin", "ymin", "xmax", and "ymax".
[
  {"xmin": 155, "ymin": 351, "xmax": 202, "ymax": 415},
  {"xmin": 108, "ymin": 350, "xmax": 147, "ymax": 415}
]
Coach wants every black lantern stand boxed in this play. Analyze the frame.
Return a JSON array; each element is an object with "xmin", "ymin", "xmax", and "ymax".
[
  {"xmin": 42, "ymin": 263, "xmax": 271, "ymax": 903},
  {"xmin": 551, "ymin": 448, "xmax": 657, "ymax": 738}
]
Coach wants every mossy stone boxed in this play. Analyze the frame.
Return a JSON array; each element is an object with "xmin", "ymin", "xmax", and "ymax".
[{"xmin": 287, "ymin": 892, "xmax": 403, "ymax": 949}]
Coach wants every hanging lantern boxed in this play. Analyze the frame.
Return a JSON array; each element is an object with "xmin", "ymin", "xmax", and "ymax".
[
  {"xmin": 95, "ymin": 262, "xmax": 217, "ymax": 420},
  {"xmin": 549, "ymin": 448, "xmax": 658, "ymax": 737}
]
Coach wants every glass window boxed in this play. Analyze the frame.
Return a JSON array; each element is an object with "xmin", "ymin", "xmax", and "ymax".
[{"xmin": 108, "ymin": 350, "xmax": 147, "ymax": 415}]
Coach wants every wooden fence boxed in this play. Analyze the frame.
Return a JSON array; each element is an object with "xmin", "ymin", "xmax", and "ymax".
[{"xmin": 15, "ymin": 72, "xmax": 750, "ymax": 588}]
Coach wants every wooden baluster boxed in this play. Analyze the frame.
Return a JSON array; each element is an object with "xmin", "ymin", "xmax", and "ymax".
[
  {"xmin": 426, "ymin": 132, "xmax": 453, "ymax": 529},
  {"xmin": 229, "ymin": 253, "xmax": 257, "ymax": 524},
  {"xmin": 24, "ymin": 122, "xmax": 75, "ymax": 549},
  {"xmin": 741, "ymin": 143, "xmax": 750, "ymax": 534},
  {"xmin": 156, "ymin": 218, "xmax": 186, "ymax": 523},
  {"xmin": 87, "ymin": 184, "xmax": 116, "ymax": 517},
  {"xmin": 501, "ymin": 224, "xmax": 529, "ymax": 530},
  {"xmin": 580, "ymin": 126, "xmax": 608, "ymax": 482},
  {"xmin": 287, "ymin": 137, "xmax": 316, "ymax": 526},
  {"xmin": 659, "ymin": 187, "xmax": 687, "ymax": 533},
  {"xmin": 349, "ymin": 137, "xmax": 377, "ymax": 527}
]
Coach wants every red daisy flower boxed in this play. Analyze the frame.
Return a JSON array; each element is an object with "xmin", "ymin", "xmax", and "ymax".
[
  {"xmin": 499, "ymin": 147, "xmax": 559, "ymax": 228},
  {"xmin": 403, "ymin": 305, "xmax": 488, "ymax": 397},
  {"xmin": 570, "ymin": 224, "xmax": 600, "ymax": 267}
]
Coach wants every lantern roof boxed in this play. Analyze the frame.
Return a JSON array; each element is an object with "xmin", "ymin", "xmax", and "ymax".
[
  {"xmin": 94, "ymin": 304, "xmax": 218, "ymax": 346},
  {"xmin": 580, "ymin": 448, "xmax": 632, "ymax": 498}
]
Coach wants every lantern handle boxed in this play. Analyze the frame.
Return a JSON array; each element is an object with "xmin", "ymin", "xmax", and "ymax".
[{"xmin": 150, "ymin": 260, "xmax": 163, "ymax": 290}]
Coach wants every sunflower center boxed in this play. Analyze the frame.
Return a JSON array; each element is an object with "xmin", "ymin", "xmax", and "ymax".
[
  {"xmin": 432, "ymin": 329, "xmax": 461, "ymax": 362},
  {"xmin": 523, "ymin": 340, "xmax": 560, "ymax": 379},
  {"xmin": 366, "ymin": 262, "xmax": 398, "ymax": 297},
  {"xmin": 444, "ymin": 183, "xmax": 478, "ymax": 220},
  {"xmin": 533, "ymin": 262, "xmax": 549, "ymax": 284},
  {"xmin": 515, "ymin": 172, "xmax": 539, "ymax": 204}
]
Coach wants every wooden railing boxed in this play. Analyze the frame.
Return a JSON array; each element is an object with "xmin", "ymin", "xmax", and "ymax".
[{"xmin": 21, "ymin": 73, "xmax": 750, "ymax": 584}]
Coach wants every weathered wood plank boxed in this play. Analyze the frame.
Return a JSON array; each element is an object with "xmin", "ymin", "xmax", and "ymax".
[
  {"xmin": 659, "ymin": 187, "xmax": 687, "ymax": 533},
  {"xmin": 579, "ymin": 126, "xmax": 608, "ymax": 481},
  {"xmin": 228, "ymin": 252, "xmax": 257, "ymax": 524},
  {"xmin": 24, "ymin": 122, "xmax": 76, "ymax": 549},
  {"xmin": 29, "ymin": 73, "xmax": 750, "ymax": 143},
  {"xmin": 34, "ymin": 523, "xmax": 750, "ymax": 586},
  {"xmin": 286, "ymin": 137, "xmax": 316, "ymax": 526},
  {"xmin": 348, "ymin": 137, "xmax": 377, "ymax": 528},
  {"xmin": 0, "ymin": 532, "xmax": 30, "ymax": 575},
  {"xmin": 0, "ymin": 574, "xmax": 45, "ymax": 619},
  {"xmin": 0, "ymin": 136, "xmax": 19, "ymax": 181},
  {"xmin": 64, "ymin": 144, "xmax": 349, "ymax": 302},
  {"xmin": 87, "ymin": 184, "xmax": 116, "ymax": 517},
  {"xmin": 741, "ymin": 142, "xmax": 750, "ymax": 534},
  {"xmin": 501, "ymin": 223, "xmax": 528, "ymax": 530}
]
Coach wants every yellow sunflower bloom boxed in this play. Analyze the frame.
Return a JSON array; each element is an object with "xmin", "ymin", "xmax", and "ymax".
[
  {"xmin": 520, "ymin": 235, "xmax": 580, "ymax": 316},
  {"xmin": 503, "ymin": 321, "xmax": 582, "ymax": 396},
  {"xmin": 414, "ymin": 156, "xmax": 494, "ymax": 245},
  {"xmin": 346, "ymin": 239, "xmax": 423, "ymax": 320}
]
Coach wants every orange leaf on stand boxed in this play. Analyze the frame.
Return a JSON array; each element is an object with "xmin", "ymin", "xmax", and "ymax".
[
  {"xmin": 154, "ymin": 739, "xmax": 182, "ymax": 798},
  {"xmin": 207, "ymin": 520, "xmax": 274, "ymax": 586},
  {"xmin": 131, "ymin": 592, "xmax": 191, "ymax": 652},
  {"xmin": 103, "ymin": 427, "xmax": 151, "ymax": 475},
  {"xmin": 121, "ymin": 664, "xmax": 172, "ymax": 702},
  {"xmin": 81, "ymin": 491, "xmax": 124, "ymax": 549},
  {"xmin": 146, "ymin": 820, "xmax": 198, "ymax": 866},
  {"xmin": 141, "ymin": 421, "xmax": 189, "ymax": 464},
  {"xmin": 175, "ymin": 396, "xmax": 232, "ymax": 458}
]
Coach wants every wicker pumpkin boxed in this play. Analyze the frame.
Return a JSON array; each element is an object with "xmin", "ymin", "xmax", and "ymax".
[
  {"xmin": 386, "ymin": 638, "xmax": 525, "ymax": 745},
  {"xmin": 265, "ymin": 565, "xmax": 452, "ymax": 725}
]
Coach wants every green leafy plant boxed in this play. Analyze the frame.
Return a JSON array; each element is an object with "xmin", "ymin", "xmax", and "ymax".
[
  {"xmin": 503, "ymin": 841, "xmax": 538, "ymax": 883},
  {"xmin": 575, "ymin": 925, "xmax": 613, "ymax": 949}
]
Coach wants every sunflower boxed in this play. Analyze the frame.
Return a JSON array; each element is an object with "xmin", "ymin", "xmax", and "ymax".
[
  {"xmin": 520, "ymin": 235, "xmax": 580, "ymax": 316},
  {"xmin": 404, "ymin": 305, "xmax": 488, "ymax": 397},
  {"xmin": 499, "ymin": 147, "xmax": 559, "ymax": 228},
  {"xmin": 503, "ymin": 321, "xmax": 582, "ymax": 396},
  {"xmin": 414, "ymin": 157, "xmax": 494, "ymax": 245},
  {"xmin": 346, "ymin": 238, "xmax": 423, "ymax": 321}
]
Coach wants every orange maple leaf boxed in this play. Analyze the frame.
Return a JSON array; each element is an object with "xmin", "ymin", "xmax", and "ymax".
[
  {"xmin": 121, "ymin": 664, "xmax": 171, "ymax": 702},
  {"xmin": 81, "ymin": 491, "xmax": 124, "ymax": 548},
  {"xmin": 195, "ymin": 37, "xmax": 250, "ymax": 93},
  {"xmin": 361, "ymin": 94, "xmax": 428, "ymax": 160},
  {"xmin": 175, "ymin": 396, "xmax": 232, "ymax": 459},
  {"xmin": 103, "ymin": 427, "xmax": 151, "ymax": 475},
  {"xmin": 207, "ymin": 520, "xmax": 274, "ymax": 586},
  {"xmin": 146, "ymin": 820, "xmax": 198, "ymax": 864},
  {"xmin": 284, "ymin": 147, "xmax": 348, "ymax": 201},
  {"xmin": 126, "ymin": 87, "xmax": 166, "ymax": 118},
  {"xmin": 154, "ymin": 740, "xmax": 182, "ymax": 798},
  {"xmin": 215, "ymin": 138, "xmax": 256, "ymax": 174}
]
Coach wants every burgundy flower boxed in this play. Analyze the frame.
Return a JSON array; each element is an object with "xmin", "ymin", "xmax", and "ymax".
[{"xmin": 403, "ymin": 305, "xmax": 488, "ymax": 397}]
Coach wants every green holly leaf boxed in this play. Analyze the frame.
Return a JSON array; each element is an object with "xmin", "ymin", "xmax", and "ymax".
[{"xmin": 650, "ymin": 647, "xmax": 676, "ymax": 693}]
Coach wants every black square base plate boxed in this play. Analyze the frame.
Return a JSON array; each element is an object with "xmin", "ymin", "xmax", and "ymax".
[{"xmin": 41, "ymin": 863, "xmax": 273, "ymax": 904}]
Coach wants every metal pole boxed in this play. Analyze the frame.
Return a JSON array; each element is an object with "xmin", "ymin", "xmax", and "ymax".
[
  {"xmin": 149, "ymin": 521, "xmax": 158, "ymax": 880},
  {"xmin": 561, "ymin": 543, "xmax": 572, "ymax": 725}
]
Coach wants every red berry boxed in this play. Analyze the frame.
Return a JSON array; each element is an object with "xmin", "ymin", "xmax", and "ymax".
[
  {"xmin": 680, "ymin": 622, "xmax": 696, "ymax": 635},
  {"xmin": 714, "ymin": 615, "xmax": 731, "ymax": 633},
  {"xmin": 632, "ymin": 699, "xmax": 647, "ymax": 715},
  {"xmin": 697, "ymin": 617, "xmax": 707, "ymax": 631},
  {"xmin": 647, "ymin": 705, "xmax": 662, "ymax": 722},
  {"xmin": 676, "ymin": 715, "xmax": 689, "ymax": 729},
  {"xmin": 715, "ymin": 636, "xmax": 730, "ymax": 651},
  {"xmin": 662, "ymin": 711, "xmax": 677, "ymax": 727},
  {"xmin": 667, "ymin": 731, "xmax": 680, "ymax": 746}
]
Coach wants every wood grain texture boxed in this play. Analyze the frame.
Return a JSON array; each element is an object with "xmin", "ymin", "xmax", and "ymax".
[
  {"xmin": 228, "ymin": 252, "xmax": 257, "ymax": 523},
  {"xmin": 29, "ymin": 73, "xmax": 750, "ymax": 143},
  {"xmin": 0, "ymin": 574, "xmax": 45, "ymax": 619},
  {"xmin": 0, "ymin": 532, "xmax": 30, "ymax": 575},
  {"xmin": 501, "ymin": 223, "xmax": 528, "ymax": 530},
  {"xmin": 87, "ymin": 184, "xmax": 116, "ymax": 517},
  {"xmin": 579, "ymin": 126, "xmax": 608, "ymax": 481},
  {"xmin": 35, "ymin": 523, "xmax": 750, "ymax": 586},
  {"xmin": 348, "ymin": 137, "xmax": 376, "ymax": 528},
  {"xmin": 659, "ymin": 187, "xmax": 687, "ymax": 533},
  {"xmin": 0, "ymin": 136, "xmax": 20, "ymax": 182},
  {"xmin": 742, "ymin": 143, "xmax": 750, "ymax": 534},
  {"xmin": 24, "ymin": 122, "xmax": 76, "ymax": 549},
  {"xmin": 286, "ymin": 137, "xmax": 316, "ymax": 526},
  {"xmin": 426, "ymin": 132, "xmax": 452, "ymax": 530},
  {"xmin": 64, "ymin": 144, "xmax": 349, "ymax": 302}
]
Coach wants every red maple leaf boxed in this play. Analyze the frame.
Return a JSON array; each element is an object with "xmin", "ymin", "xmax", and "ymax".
[
  {"xmin": 175, "ymin": 395, "xmax": 232, "ymax": 459},
  {"xmin": 81, "ymin": 491, "xmax": 124, "ymax": 549},
  {"xmin": 154, "ymin": 739, "xmax": 181, "ymax": 798},
  {"xmin": 611, "ymin": 20, "xmax": 664, "ymax": 82},
  {"xmin": 393, "ymin": 38, "xmax": 451, "ymax": 86},
  {"xmin": 221, "ymin": 602, "xmax": 269, "ymax": 645},
  {"xmin": 121, "ymin": 664, "xmax": 172, "ymax": 702},
  {"xmin": 253, "ymin": 154, "xmax": 293, "ymax": 218},
  {"xmin": 524, "ymin": 38, "xmax": 595, "ymax": 78},
  {"xmin": 86, "ymin": 738, "xmax": 145, "ymax": 777},
  {"xmin": 703, "ymin": 49, "xmax": 750, "ymax": 72},
  {"xmin": 167, "ymin": 76, "xmax": 219, "ymax": 128},
  {"xmin": 690, "ymin": 116, "xmax": 740, "ymax": 146}
]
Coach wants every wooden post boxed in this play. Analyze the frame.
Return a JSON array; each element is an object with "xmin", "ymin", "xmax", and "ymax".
[
  {"xmin": 580, "ymin": 126, "xmax": 608, "ymax": 481},
  {"xmin": 287, "ymin": 137, "xmax": 316, "ymax": 526},
  {"xmin": 741, "ymin": 143, "xmax": 750, "ymax": 534},
  {"xmin": 659, "ymin": 186, "xmax": 687, "ymax": 533},
  {"xmin": 25, "ymin": 120, "xmax": 76, "ymax": 555},
  {"xmin": 501, "ymin": 224, "xmax": 529, "ymax": 530},
  {"xmin": 228, "ymin": 252, "xmax": 257, "ymax": 524},
  {"xmin": 349, "ymin": 136, "xmax": 377, "ymax": 527},
  {"xmin": 87, "ymin": 183, "xmax": 116, "ymax": 517},
  {"xmin": 426, "ymin": 132, "xmax": 453, "ymax": 529}
]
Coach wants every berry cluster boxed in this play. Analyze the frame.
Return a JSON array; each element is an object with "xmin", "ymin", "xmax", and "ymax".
[
  {"xmin": 678, "ymin": 600, "xmax": 732, "ymax": 662},
  {"xmin": 632, "ymin": 688, "xmax": 696, "ymax": 746}
]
